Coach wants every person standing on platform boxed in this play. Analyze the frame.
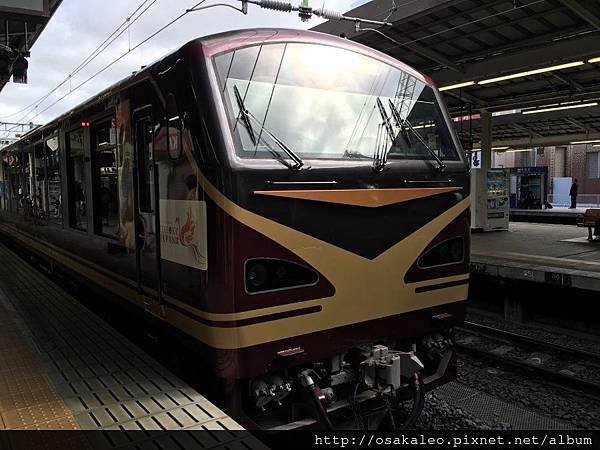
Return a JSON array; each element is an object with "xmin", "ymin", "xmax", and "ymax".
[{"xmin": 569, "ymin": 178, "xmax": 578, "ymax": 209}]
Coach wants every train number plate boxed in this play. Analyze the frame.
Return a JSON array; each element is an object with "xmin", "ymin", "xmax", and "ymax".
[
  {"xmin": 522, "ymin": 269, "xmax": 535, "ymax": 280},
  {"xmin": 471, "ymin": 262, "xmax": 487, "ymax": 273},
  {"xmin": 544, "ymin": 272, "xmax": 562, "ymax": 285}
]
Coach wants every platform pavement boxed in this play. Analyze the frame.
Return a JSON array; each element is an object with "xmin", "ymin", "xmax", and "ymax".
[
  {"xmin": 471, "ymin": 222, "xmax": 600, "ymax": 291},
  {"xmin": 0, "ymin": 242, "xmax": 266, "ymax": 449}
]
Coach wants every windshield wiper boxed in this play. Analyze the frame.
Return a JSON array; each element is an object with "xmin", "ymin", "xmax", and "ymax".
[
  {"xmin": 373, "ymin": 97, "xmax": 396, "ymax": 171},
  {"xmin": 388, "ymin": 100, "xmax": 446, "ymax": 172},
  {"xmin": 233, "ymin": 85, "xmax": 305, "ymax": 171},
  {"xmin": 234, "ymin": 85, "xmax": 257, "ymax": 146}
]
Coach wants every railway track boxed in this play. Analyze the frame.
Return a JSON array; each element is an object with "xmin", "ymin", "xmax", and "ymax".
[{"xmin": 455, "ymin": 321, "xmax": 600, "ymax": 399}]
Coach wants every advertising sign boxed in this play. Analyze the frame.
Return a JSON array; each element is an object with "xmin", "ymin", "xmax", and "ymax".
[{"xmin": 160, "ymin": 199, "xmax": 207, "ymax": 270}]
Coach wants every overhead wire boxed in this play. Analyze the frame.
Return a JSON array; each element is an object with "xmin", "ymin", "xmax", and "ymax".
[
  {"xmin": 14, "ymin": 0, "xmax": 211, "ymax": 129},
  {"xmin": 369, "ymin": 0, "xmax": 547, "ymax": 55},
  {"xmin": 3, "ymin": 3, "xmax": 164, "ymax": 139},
  {"xmin": 0, "ymin": 0, "xmax": 159, "ymax": 130}
]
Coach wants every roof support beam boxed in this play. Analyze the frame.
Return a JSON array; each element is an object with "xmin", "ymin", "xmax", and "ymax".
[
  {"xmin": 441, "ymin": 89, "xmax": 484, "ymax": 107},
  {"xmin": 431, "ymin": 33, "xmax": 600, "ymax": 86},
  {"xmin": 551, "ymin": 72, "xmax": 585, "ymax": 92},
  {"xmin": 478, "ymin": 86, "xmax": 600, "ymax": 113},
  {"xmin": 558, "ymin": 0, "xmax": 600, "ymax": 30},
  {"xmin": 564, "ymin": 117, "xmax": 597, "ymax": 133},
  {"xmin": 360, "ymin": 28, "xmax": 462, "ymax": 72},
  {"xmin": 490, "ymin": 132, "xmax": 600, "ymax": 148},
  {"xmin": 422, "ymin": 24, "xmax": 589, "ymax": 72},
  {"xmin": 401, "ymin": 41, "xmax": 461, "ymax": 72},
  {"xmin": 510, "ymin": 123, "xmax": 543, "ymax": 138}
]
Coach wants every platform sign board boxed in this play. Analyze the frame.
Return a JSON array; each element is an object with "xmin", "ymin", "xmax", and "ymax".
[
  {"xmin": 470, "ymin": 150, "xmax": 481, "ymax": 169},
  {"xmin": 0, "ymin": 0, "xmax": 48, "ymax": 16}
]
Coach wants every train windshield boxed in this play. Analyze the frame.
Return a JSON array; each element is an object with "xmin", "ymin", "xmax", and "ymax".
[{"xmin": 214, "ymin": 42, "xmax": 460, "ymax": 162}]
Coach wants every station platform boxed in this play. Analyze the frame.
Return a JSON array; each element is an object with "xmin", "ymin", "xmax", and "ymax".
[
  {"xmin": 0, "ymin": 243, "xmax": 262, "ymax": 448},
  {"xmin": 471, "ymin": 222, "xmax": 600, "ymax": 291},
  {"xmin": 510, "ymin": 207, "xmax": 586, "ymax": 224}
]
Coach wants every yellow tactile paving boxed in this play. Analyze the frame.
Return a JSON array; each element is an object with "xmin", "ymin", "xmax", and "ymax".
[
  {"xmin": 0, "ymin": 388, "xmax": 62, "ymax": 411},
  {"xmin": 0, "ymin": 301, "xmax": 79, "ymax": 430}
]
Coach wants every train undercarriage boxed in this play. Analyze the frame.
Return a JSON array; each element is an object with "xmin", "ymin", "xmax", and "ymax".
[{"xmin": 243, "ymin": 330, "xmax": 455, "ymax": 430}]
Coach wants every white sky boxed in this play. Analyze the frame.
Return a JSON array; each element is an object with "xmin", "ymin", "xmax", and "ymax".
[{"xmin": 0, "ymin": 0, "xmax": 354, "ymax": 131}]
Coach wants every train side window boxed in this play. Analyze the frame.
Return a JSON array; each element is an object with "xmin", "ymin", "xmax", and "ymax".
[
  {"xmin": 45, "ymin": 136, "xmax": 62, "ymax": 224},
  {"xmin": 92, "ymin": 118, "xmax": 120, "ymax": 237},
  {"xmin": 33, "ymin": 142, "xmax": 45, "ymax": 218},
  {"xmin": 6, "ymin": 153, "xmax": 22, "ymax": 213},
  {"xmin": 22, "ymin": 147, "xmax": 33, "ymax": 217},
  {"xmin": 0, "ymin": 158, "xmax": 7, "ymax": 210},
  {"xmin": 135, "ymin": 117, "xmax": 154, "ymax": 213},
  {"xmin": 67, "ymin": 128, "xmax": 87, "ymax": 231}
]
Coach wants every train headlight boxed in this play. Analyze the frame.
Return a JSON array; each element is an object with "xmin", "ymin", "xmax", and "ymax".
[
  {"xmin": 418, "ymin": 237, "xmax": 464, "ymax": 268},
  {"xmin": 247, "ymin": 263, "xmax": 268, "ymax": 288},
  {"xmin": 245, "ymin": 258, "xmax": 319, "ymax": 294}
]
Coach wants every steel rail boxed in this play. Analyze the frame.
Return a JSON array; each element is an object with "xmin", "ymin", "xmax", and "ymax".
[
  {"xmin": 456, "ymin": 321, "xmax": 600, "ymax": 399},
  {"xmin": 458, "ymin": 320, "xmax": 600, "ymax": 363}
]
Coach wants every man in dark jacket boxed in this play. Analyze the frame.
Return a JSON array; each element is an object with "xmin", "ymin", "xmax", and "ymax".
[{"xmin": 569, "ymin": 178, "xmax": 578, "ymax": 209}]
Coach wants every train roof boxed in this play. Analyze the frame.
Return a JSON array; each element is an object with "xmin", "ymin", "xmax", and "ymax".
[
  {"xmin": 197, "ymin": 28, "xmax": 433, "ymax": 86},
  {"xmin": 1, "ymin": 28, "xmax": 433, "ymax": 153}
]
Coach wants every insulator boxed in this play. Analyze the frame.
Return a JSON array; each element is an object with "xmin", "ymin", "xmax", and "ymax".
[
  {"xmin": 258, "ymin": 0, "xmax": 293, "ymax": 12},
  {"xmin": 314, "ymin": 7, "xmax": 343, "ymax": 20}
]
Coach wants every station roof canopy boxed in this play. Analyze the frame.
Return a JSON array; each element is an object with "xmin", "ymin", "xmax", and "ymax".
[
  {"xmin": 0, "ymin": 0, "xmax": 63, "ymax": 92},
  {"xmin": 313, "ymin": 0, "xmax": 600, "ymax": 119},
  {"xmin": 464, "ymin": 104, "xmax": 600, "ymax": 149}
]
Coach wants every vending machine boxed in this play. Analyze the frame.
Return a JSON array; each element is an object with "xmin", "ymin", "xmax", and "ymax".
[{"xmin": 471, "ymin": 168, "xmax": 510, "ymax": 231}]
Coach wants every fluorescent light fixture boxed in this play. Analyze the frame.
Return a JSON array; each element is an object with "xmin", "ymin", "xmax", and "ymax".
[
  {"xmin": 505, "ymin": 148, "xmax": 533, "ymax": 153},
  {"xmin": 594, "ymin": 144, "xmax": 600, "ymax": 147},
  {"xmin": 570, "ymin": 139, "xmax": 600, "ymax": 144},
  {"xmin": 589, "ymin": 57, "xmax": 600, "ymax": 63},
  {"xmin": 412, "ymin": 122, "xmax": 435, "ymax": 129},
  {"xmin": 522, "ymin": 102, "xmax": 598, "ymax": 115},
  {"xmin": 439, "ymin": 81, "xmax": 476, "ymax": 91},
  {"xmin": 478, "ymin": 61, "xmax": 584, "ymax": 85},
  {"xmin": 471, "ymin": 146, "xmax": 510, "ymax": 151}
]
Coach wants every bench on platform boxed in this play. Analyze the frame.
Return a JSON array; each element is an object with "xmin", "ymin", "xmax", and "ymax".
[{"xmin": 577, "ymin": 209, "xmax": 600, "ymax": 241}]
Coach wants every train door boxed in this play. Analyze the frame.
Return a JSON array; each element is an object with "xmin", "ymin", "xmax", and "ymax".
[{"xmin": 133, "ymin": 107, "xmax": 164, "ymax": 317}]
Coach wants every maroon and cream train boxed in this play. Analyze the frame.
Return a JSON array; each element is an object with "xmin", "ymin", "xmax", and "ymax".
[{"xmin": 0, "ymin": 29, "xmax": 470, "ymax": 429}]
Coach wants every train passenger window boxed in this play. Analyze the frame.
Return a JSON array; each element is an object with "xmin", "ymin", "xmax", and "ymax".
[
  {"xmin": 45, "ymin": 136, "xmax": 62, "ymax": 224},
  {"xmin": 92, "ymin": 118, "xmax": 120, "ymax": 237},
  {"xmin": 21, "ymin": 149, "xmax": 32, "ymax": 216},
  {"xmin": 0, "ymin": 160, "xmax": 7, "ymax": 210},
  {"xmin": 135, "ymin": 117, "xmax": 154, "ymax": 213},
  {"xmin": 6, "ymin": 154, "xmax": 22, "ymax": 213},
  {"xmin": 33, "ymin": 143, "xmax": 45, "ymax": 217},
  {"xmin": 67, "ymin": 128, "xmax": 87, "ymax": 231}
]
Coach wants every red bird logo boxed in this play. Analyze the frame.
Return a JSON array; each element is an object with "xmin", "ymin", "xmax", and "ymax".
[
  {"xmin": 178, "ymin": 208, "xmax": 196, "ymax": 246},
  {"xmin": 175, "ymin": 207, "xmax": 202, "ymax": 263}
]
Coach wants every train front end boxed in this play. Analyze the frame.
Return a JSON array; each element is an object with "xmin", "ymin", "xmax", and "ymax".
[{"xmin": 200, "ymin": 30, "xmax": 470, "ymax": 429}]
